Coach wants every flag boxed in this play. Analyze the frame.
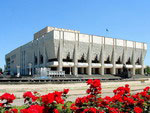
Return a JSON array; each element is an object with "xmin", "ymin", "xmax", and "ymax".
[{"xmin": 106, "ymin": 29, "xmax": 109, "ymax": 32}]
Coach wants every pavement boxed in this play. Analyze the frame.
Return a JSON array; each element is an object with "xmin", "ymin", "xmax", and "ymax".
[{"xmin": 0, "ymin": 78, "xmax": 149, "ymax": 106}]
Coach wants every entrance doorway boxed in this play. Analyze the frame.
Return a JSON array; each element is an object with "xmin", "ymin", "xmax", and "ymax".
[
  {"xmin": 63, "ymin": 67, "xmax": 72, "ymax": 74},
  {"xmin": 78, "ymin": 68, "xmax": 87, "ymax": 74},
  {"xmin": 105, "ymin": 68, "xmax": 111, "ymax": 74},
  {"xmin": 92, "ymin": 68, "xmax": 99, "ymax": 74},
  {"xmin": 116, "ymin": 69, "xmax": 122, "ymax": 75}
]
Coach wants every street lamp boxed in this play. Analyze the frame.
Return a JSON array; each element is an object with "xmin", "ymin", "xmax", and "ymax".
[
  {"xmin": 16, "ymin": 66, "xmax": 20, "ymax": 77},
  {"xmin": 28, "ymin": 63, "xmax": 32, "ymax": 76},
  {"xmin": 69, "ymin": 64, "xmax": 72, "ymax": 75}
]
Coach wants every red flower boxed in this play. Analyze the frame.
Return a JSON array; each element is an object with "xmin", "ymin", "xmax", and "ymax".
[
  {"xmin": 107, "ymin": 107, "xmax": 120, "ymax": 113},
  {"xmin": 92, "ymin": 79, "xmax": 101, "ymax": 88},
  {"xmin": 54, "ymin": 91, "xmax": 64, "ymax": 104},
  {"xmin": 34, "ymin": 91, "xmax": 38, "ymax": 94},
  {"xmin": 134, "ymin": 107, "xmax": 143, "ymax": 113},
  {"xmin": 20, "ymin": 109, "xmax": 28, "ymax": 113},
  {"xmin": 62, "ymin": 106, "xmax": 66, "ymax": 109},
  {"xmin": 21, "ymin": 105, "xmax": 44, "ymax": 113},
  {"xmin": 75, "ymin": 96, "xmax": 89, "ymax": 106},
  {"xmin": 86, "ymin": 89, "xmax": 91, "ymax": 94},
  {"xmin": 41, "ymin": 93, "xmax": 54, "ymax": 105},
  {"xmin": 63, "ymin": 89, "xmax": 69, "ymax": 94},
  {"xmin": 23, "ymin": 91, "xmax": 33, "ymax": 98},
  {"xmin": 123, "ymin": 96, "xmax": 135, "ymax": 105},
  {"xmin": 70, "ymin": 103, "xmax": 78, "ymax": 111},
  {"xmin": 4, "ymin": 109, "xmax": 18, "ymax": 113},
  {"xmin": 0, "ymin": 103, "xmax": 3, "ymax": 107},
  {"xmin": 144, "ymin": 87, "xmax": 150, "ymax": 92},
  {"xmin": 53, "ymin": 108, "xmax": 59, "ymax": 113},
  {"xmin": 86, "ymin": 79, "xmax": 93, "ymax": 85},
  {"xmin": 125, "ymin": 84, "xmax": 129, "ymax": 88},
  {"xmin": 10, "ymin": 109, "xmax": 18, "ymax": 113},
  {"xmin": 113, "ymin": 85, "xmax": 130, "ymax": 96},
  {"xmin": 83, "ymin": 107, "xmax": 98, "ymax": 113},
  {"xmin": 0, "ymin": 93, "xmax": 16, "ymax": 103},
  {"xmin": 23, "ymin": 91, "xmax": 38, "ymax": 102},
  {"xmin": 1, "ymin": 79, "xmax": 150, "ymax": 113}
]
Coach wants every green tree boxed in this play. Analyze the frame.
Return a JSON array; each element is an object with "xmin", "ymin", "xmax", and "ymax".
[
  {"xmin": 0, "ymin": 68, "xmax": 2, "ymax": 73},
  {"xmin": 145, "ymin": 66, "xmax": 150, "ymax": 74}
]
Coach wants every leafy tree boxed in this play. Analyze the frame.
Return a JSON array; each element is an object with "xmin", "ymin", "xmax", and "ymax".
[
  {"xmin": 145, "ymin": 66, "xmax": 150, "ymax": 74},
  {"xmin": 0, "ymin": 68, "xmax": 2, "ymax": 73}
]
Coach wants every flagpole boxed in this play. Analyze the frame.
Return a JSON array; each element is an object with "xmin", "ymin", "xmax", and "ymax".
[{"xmin": 105, "ymin": 28, "xmax": 109, "ymax": 37}]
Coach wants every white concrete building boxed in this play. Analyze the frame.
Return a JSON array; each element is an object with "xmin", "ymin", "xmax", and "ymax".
[{"xmin": 5, "ymin": 26, "xmax": 147, "ymax": 76}]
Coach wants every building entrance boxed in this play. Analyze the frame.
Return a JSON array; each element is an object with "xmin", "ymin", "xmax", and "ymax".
[
  {"xmin": 92, "ymin": 68, "xmax": 99, "ymax": 74},
  {"xmin": 78, "ymin": 68, "xmax": 87, "ymax": 74},
  {"xmin": 116, "ymin": 68, "xmax": 122, "ymax": 75},
  {"xmin": 63, "ymin": 67, "xmax": 72, "ymax": 74},
  {"xmin": 104, "ymin": 68, "xmax": 111, "ymax": 74}
]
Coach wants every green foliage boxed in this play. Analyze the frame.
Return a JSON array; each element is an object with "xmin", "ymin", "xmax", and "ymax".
[
  {"xmin": 12, "ymin": 105, "xmax": 28, "ymax": 110},
  {"xmin": 0, "ymin": 68, "xmax": 2, "ymax": 73},
  {"xmin": 145, "ymin": 66, "xmax": 150, "ymax": 74},
  {"xmin": 56, "ymin": 101, "xmax": 73, "ymax": 113}
]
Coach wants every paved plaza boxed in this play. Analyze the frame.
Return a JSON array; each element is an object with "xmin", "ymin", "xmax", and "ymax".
[{"xmin": 0, "ymin": 78, "xmax": 149, "ymax": 106}]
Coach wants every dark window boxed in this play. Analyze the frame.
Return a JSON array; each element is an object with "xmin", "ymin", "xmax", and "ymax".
[
  {"xmin": 135, "ymin": 58, "xmax": 140, "ymax": 65},
  {"xmin": 48, "ymin": 58, "xmax": 58, "ymax": 62},
  {"xmin": 34, "ymin": 56, "xmax": 37, "ymax": 65},
  {"xmin": 116, "ymin": 57, "xmax": 122, "ymax": 64},
  {"xmin": 105, "ymin": 68, "xmax": 111, "ymax": 74},
  {"xmin": 104, "ymin": 56, "xmax": 111, "ymax": 64},
  {"xmin": 126, "ymin": 57, "xmax": 131, "ymax": 64},
  {"xmin": 40, "ymin": 55, "xmax": 43, "ymax": 64},
  {"xmin": 92, "ymin": 55, "xmax": 99, "ymax": 63},
  {"xmin": 6, "ymin": 58, "xmax": 10, "ymax": 65},
  {"xmin": 78, "ymin": 54, "xmax": 86, "ymax": 63},
  {"xmin": 63, "ymin": 52, "xmax": 72, "ymax": 62},
  {"xmin": 51, "ymin": 67, "xmax": 57, "ymax": 71}
]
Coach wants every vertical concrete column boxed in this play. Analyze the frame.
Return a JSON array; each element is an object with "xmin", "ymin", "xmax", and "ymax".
[
  {"xmin": 87, "ymin": 35, "xmax": 92, "ymax": 75},
  {"xmin": 122, "ymin": 40, "xmax": 127, "ymax": 67},
  {"xmin": 141, "ymin": 54, "xmax": 144, "ymax": 75},
  {"xmin": 43, "ymin": 40, "xmax": 46, "ymax": 66},
  {"xmin": 112, "ymin": 39, "xmax": 116, "ymax": 75},
  {"xmin": 58, "ymin": 31, "xmax": 63, "ymax": 71},
  {"xmin": 141, "ymin": 43, "xmax": 145, "ymax": 75},
  {"xmin": 32, "ymin": 43, "xmax": 34, "ymax": 75},
  {"xmin": 132, "ymin": 42, "xmax": 136, "ymax": 75},
  {"xmin": 73, "ymin": 33, "xmax": 78, "ymax": 76},
  {"xmin": 37, "ymin": 41, "xmax": 40, "ymax": 67},
  {"xmin": 100, "ymin": 37, "xmax": 105, "ymax": 75},
  {"xmin": 122, "ymin": 50, "xmax": 126, "ymax": 64},
  {"xmin": 20, "ymin": 51, "xmax": 22, "ymax": 75}
]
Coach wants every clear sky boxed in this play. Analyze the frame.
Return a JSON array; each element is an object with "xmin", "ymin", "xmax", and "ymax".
[{"xmin": 0, "ymin": 0, "xmax": 150, "ymax": 69}]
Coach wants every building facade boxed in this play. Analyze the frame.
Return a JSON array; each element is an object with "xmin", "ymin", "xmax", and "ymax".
[{"xmin": 5, "ymin": 27, "xmax": 147, "ymax": 76}]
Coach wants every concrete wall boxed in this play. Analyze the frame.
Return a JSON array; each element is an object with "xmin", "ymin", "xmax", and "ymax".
[
  {"xmin": 5, "ymin": 27, "xmax": 147, "ymax": 75},
  {"xmin": 53, "ymin": 30, "xmax": 147, "ymax": 63},
  {"xmin": 5, "ymin": 47, "xmax": 21, "ymax": 75}
]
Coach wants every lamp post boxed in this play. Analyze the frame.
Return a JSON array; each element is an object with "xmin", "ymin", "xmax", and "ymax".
[
  {"xmin": 16, "ymin": 66, "xmax": 20, "ymax": 77},
  {"xmin": 69, "ymin": 64, "xmax": 72, "ymax": 75},
  {"xmin": 28, "ymin": 63, "xmax": 32, "ymax": 76}
]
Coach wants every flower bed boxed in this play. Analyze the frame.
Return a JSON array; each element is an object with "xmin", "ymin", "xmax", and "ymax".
[{"xmin": 0, "ymin": 79, "xmax": 150, "ymax": 113}]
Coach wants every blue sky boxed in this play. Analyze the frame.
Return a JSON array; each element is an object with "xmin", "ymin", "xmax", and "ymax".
[{"xmin": 0, "ymin": 0, "xmax": 150, "ymax": 69}]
